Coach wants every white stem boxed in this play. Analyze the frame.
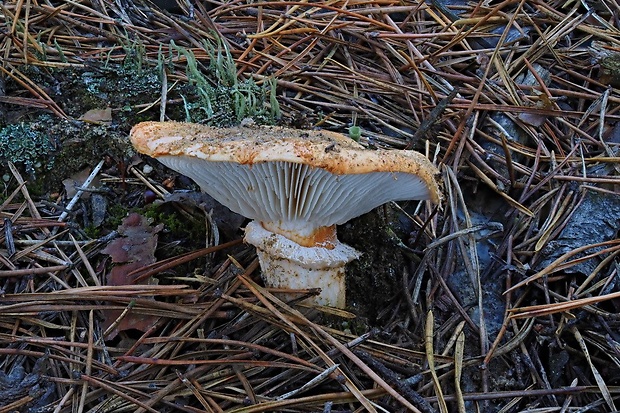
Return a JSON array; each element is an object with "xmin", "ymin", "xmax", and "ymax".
[{"xmin": 244, "ymin": 220, "xmax": 360, "ymax": 308}]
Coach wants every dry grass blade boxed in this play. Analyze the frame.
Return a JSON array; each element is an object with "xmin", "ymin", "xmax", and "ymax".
[
  {"xmin": 506, "ymin": 240, "xmax": 620, "ymax": 294},
  {"xmin": 234, "ymin": 275, "xmax": 380, "ymax": 412},
  {"xmin": 425, "ymin": 310, "xmax": 448, "ymax": 413},
  {"xmin": 572, "ymin": 327, "xmax": 618, "ymax": 411},
  {"xmin": 454, "ymin": 330, "xmax": 466, "ymax": 413},
  {"xmin": 509, "ymin": 290, "xmax": 620, "ymax": 319}
]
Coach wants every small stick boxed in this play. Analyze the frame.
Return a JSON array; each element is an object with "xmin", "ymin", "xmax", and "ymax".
[
  {"xmin": 57, "ymin": 159, "xmax": 105, "ymax": 224},
  {"xmin": 406, "ymin": 89, "xmax": 458, "ymax": 148},
  {"xmin": 277, "ymin": 364, "xmax": 340, "ymax": 401}
]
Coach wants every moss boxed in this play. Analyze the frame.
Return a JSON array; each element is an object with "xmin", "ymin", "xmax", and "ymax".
[
  {"xmin": 143, "ymin": 207, "xmax": 185, "ymax": 234},
  {"xmin": 83, "ymin": 225, "xmax": 101, "ymax": 239},
  {"xmin": 171, "ymin": 40, "xmax": 280, "ymax": 126},
  {"xmin": 141, "ymin": 202, "xmax": 206, "ymax": 256},
  {"xmin": 340, "ymin": 205, "xmax": 409, "ymax": 322},
  {"xmin": 84, "ymin": 201, "xmax": 205, "ymax": 254},
  {"xmin": 348, "ymin": 126, "xmax": 361, "ymax": 141},
  {"xmin": 106, "ymin": 203, "xmax": 132, "ymax": 230}
]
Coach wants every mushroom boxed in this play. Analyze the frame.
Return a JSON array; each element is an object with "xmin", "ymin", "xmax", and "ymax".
[{"xmin": 130, "ymin": 121, "xmax": 440, "ymax": 308}]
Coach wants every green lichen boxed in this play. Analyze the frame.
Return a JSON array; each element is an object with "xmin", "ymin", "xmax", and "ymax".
[
  {"xmin": 0, "ymin": 118, "xmax": 57, "ymax": 176},
  {"xmin": 81, "ymin": 66, "xmax": 159, "ymax": 106},
  {"xmin": 73, "ymin": 63, "xmax": 161, "ymax": 126}
]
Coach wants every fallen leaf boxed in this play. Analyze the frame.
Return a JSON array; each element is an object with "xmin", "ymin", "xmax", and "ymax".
[
  {"xmin": 62, "ymin": 167, "xmax": 100, "ymax": 199},
  {"xmin": 79, "ymin": 107, "xmax": 112, "ymax": 125},
  {"xmin": 101, "ymin": 213, "xmax": 164, "ymax": 339},
  {"xmin": 518, "ymin": 95, "xmax": 553, "ymax": 127}
]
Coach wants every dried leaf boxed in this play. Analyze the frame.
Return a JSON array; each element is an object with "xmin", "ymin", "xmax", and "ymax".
[
  {"xmin": 62, "ymin": 167, "xmax": 100, "ymax": 199},
  {"xmin": 79, "ymin": 108, "xmax": 112, "ymax": 125},
  {"xmin": 101, "ymin": 213, "xmax": 163, "ymax": 338},
  {"xmin": 518, "ymin": 95, "xmax": 553, "ymax": 127}
]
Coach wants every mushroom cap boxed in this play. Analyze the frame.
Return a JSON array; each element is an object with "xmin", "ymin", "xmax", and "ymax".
[{"xmin": 130, "ymin": 121, "xmax": 440, "ymax": 232}]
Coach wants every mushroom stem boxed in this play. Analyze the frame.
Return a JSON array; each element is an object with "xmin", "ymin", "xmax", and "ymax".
[
  {"xmin": 261, "ymin": 222, "xmax": 337, "ymax": 248},
  {"xmin": 244, "ymin": 221, "xmax": 360, "ymax": 307}
]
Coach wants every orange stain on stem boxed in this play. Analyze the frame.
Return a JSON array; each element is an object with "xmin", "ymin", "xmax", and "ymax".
[{"xmin": 261, "ymin": 222, "xmax": 337, "ymax": 249}]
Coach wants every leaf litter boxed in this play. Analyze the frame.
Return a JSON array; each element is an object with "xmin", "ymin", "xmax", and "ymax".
[
  {"xmin": 100, "ymin": 213, "xmax": 164, "ymax": 339},
  {"xmin": 1, "ymin": 0, "xmax": 620, "ymax": 412}
]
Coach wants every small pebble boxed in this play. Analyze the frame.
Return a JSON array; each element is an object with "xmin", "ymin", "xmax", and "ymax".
[{"xmin": 142, "ymin": 164, "xmax": 153, "ymax": 175}]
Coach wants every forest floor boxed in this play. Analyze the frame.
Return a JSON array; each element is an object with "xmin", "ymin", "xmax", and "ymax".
[{"xmin": 1, "ymin": 1, "xmax": 620, "ymax": 412}]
